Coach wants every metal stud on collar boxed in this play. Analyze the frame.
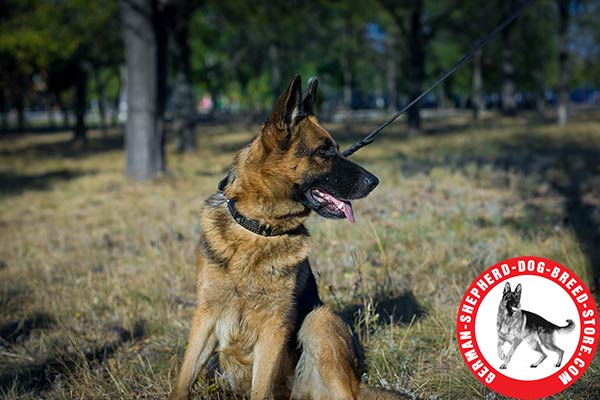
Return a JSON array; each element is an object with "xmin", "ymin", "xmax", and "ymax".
[{"xmin": 225, "ymin": 198, "xmax": 277, "ymax": 237}]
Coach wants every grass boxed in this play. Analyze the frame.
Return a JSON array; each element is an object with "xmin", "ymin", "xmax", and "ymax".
[{"xmin": 1, "ymin": 111, "xmax": 599, "ymax": 399}]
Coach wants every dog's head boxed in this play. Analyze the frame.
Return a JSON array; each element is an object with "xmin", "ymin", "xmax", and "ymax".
[
  {"xmin": 264, "ymin": 75, "xmax": 378, "ymax": 222},
  {"xmin": 501, "ymin": 282, "xmax": 522, "ymax": 313},
  {"xmin": 227, "ymin": 75, "xmax": 378, "ymax": 223}
]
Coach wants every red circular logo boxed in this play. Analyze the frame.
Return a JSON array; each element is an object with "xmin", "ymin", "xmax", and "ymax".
[{"xmin": 456, "ymin": 256, "xmax": 599, "ymax": 399}]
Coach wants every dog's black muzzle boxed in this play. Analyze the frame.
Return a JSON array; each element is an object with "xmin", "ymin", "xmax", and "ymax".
[{"xmin": 296, "ymin": 156, "xmax": 379, "ymax": 221}]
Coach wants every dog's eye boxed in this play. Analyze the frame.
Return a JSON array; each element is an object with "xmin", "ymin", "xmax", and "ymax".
[{"xmin": 314, "ymin": 143, "xmax": 335, "ymax": 158}]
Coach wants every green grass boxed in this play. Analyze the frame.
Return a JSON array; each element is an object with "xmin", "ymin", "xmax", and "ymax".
[{"xmin": 1, "ymin": 111, "xmax": 599, "ymax": 399}]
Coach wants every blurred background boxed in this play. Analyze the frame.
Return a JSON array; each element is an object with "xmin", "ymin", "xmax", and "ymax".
[
  {"xmin": 1, "ymin": 1, "xmax": 600, "ymax": 399},
  {"xmin": 1, "ymin": 1, "xmax": 599, "ymax": 150}
]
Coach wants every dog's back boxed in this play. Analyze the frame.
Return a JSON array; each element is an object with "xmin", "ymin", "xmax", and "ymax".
[{"xmin": 522, "ymin": 310, "xmax": 575, "ymax": 334}]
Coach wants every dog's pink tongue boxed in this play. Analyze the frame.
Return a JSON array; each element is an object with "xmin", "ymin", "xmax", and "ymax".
[
  {"xmin": 341, "ymin": 202, "xmax": 355, "ymax": 223},
  {"xmin": 326, "ymin": 195, "xmax": 355, "ymax": 223}
]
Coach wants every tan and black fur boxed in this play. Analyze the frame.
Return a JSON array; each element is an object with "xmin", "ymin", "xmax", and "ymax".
[
  {"xmin": 497, "ymin": 282, "xmax": 576, "ymax": 369},
  {"xmin": 170, "ymin": 76, "xmax": 406, "ymax": 400}
]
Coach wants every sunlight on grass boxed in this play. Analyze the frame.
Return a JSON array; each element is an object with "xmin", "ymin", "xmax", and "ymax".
[{"xmin": 1, "ymin": 113, "xmax": 599, "ymax": 399}]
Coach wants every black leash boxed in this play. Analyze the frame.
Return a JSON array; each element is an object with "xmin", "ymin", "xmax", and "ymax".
[{"xmin": 342, "ymin": 0, "xmax": 534, "ymax": 158}]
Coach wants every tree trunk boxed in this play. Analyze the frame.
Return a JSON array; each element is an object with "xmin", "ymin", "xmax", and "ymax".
[
  {"xmin": 535, "ymin": 61, "xmax": 547, "ymax": 117},
  {"xmin": 269, "ymin": 44, "xmax": 282, "ymax": 102},
  {"xmin": 407, "ymin": 0, "xmax": 425, "ymax": 134},
  {"xmin": 15, "ymin": 94, "xmax": 25, "ymax": 133},
  {"xmin": 47, "ymin": 95, "xmax": 56, "ymax": 129},
  {"xmin": 209, "ymin": 88, "xmax": 219, "ymax": 118},
  {"xmin": 94, "ymin": 66, "xmax": 108, "ymax": 136},
  {"xmin": 172, "ymin": 3, "xmax": 197, "ymax": 153},
  {"xmin": 115, "ymin": 64, "xmax": 126, "ymax": 126},
  {"xmin": 73, "ymin": 63, "xmax": 88, "ymax": 142},
  {"xmin": 341, "ymin": 65, "xmax": 352, "ymax": 108},
  {"xmin": 386, "ymin": 34, "xmax": 397, "ymax": 112},
  {"xmin": 0, "ymin": 90, "xmax": 7, "ymax": 133},
  {"xmin": 557, "ymin": 0, "xmax": 569, "ymax": 125},
  {"xmin": 500, "ymin": 0, "xmax": 517, "ymax": 116},
  {"xmin": 120, "ymin": 0, "xmax": 164, "ymax": 180},
  {"xmin": 472, "ymin": 50, "xmax": 483, "ymax": 120},
  {"xmin": 56, "ymin": 94, "xmax": 70, "ymax": 129},
  {"xmin": 155, "ymin": 1, "xmax": 168, "ymax": 165}
]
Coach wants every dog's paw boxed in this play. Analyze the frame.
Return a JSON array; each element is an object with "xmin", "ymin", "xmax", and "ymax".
[
  {"xmin": 530, "ymin": 364, "xmax": 538, "ymax": 368},
  {"xmin": 499, "ymin": 364, "xmax": 507, "ymax": 369},
  {"xmin": 555, "ymin": 362, "xmax": 562, "ymax": 367}
]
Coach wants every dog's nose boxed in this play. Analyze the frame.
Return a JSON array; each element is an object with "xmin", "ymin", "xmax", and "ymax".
[{"xmin": 364, "ymin": 174, "xmax": 379, "ymax": 192}]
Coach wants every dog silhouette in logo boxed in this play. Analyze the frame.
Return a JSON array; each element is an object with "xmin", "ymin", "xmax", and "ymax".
[{"xmin": 496, "ymin": 282, "xmax": 575, "ymax": 369}]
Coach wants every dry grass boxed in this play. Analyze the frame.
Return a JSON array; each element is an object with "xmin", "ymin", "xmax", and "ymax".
[{"xmin": 1, "ymin": 111, "xmax": 599, "ymax": 399}]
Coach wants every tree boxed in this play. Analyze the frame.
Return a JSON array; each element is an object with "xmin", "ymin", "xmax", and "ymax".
[
  {"xmin": 557, "ymin": 0, "xmax": 570, "ymax": 125},
  {"xmin": 0, "ymin": 0, "xmax": 121, "ymax": 139},
  {"xmin": 472, "ymin": 50, "xmax": 484, "ymax": 119},
  {"xmin": 385, "ymin": 29, "xmax": 398, "ymax": 112},
  {"xmin": 500, "ymin": 0, "xmax": 518, "ymax": 115},
  {"xmin": 511, "ymin": 1, "xmax": 557, "ymax": 116},
  {"xmin": 441, "ymin": 1, "xmax": 496, "ymax": 120},
  {"xmin": 0, "ymin": 1, "xmax": 39, "ymax": 133},
  {"xmin": 170, "ymin": 1, "xmax": 199, "ymax": 153},
  {"xmin": 0, "ymin": 52, "xmax": 30, "ymax": 133},
  {"xmin": 378, "ymin": 0, "xmax": 456, "ymax": 134},
  {"xmin": 120, "ymin": 0, "xmax": 165, "ymax": 180}
]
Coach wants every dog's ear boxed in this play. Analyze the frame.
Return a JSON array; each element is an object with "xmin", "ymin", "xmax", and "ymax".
[
  {"xmin": 302, "ymin": 78, "xmax": 318, "ymax": 115},
  {"xmin": 503, "ymin": 282, "xmax": 511, "ymax": 295},
  {"xmin": 263, "ymin": 75, "xmax": 304, "ymax": 151},
  {"xmin": 514, "ymin": 283, "xmax": 522, "ymax": 301}
]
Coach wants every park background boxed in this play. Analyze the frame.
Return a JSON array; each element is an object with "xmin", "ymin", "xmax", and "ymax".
[{"xmin": 1, "ymin": 0, "xmax": 599, "ymax": 398}]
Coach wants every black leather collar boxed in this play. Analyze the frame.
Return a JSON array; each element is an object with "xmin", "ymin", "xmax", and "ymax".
[
  {"xmin": 225, "ymin": 198, "xmax": 280, "ymax": 237},
  {"xmin": 218, "ymin": 175, "xmax": 299, "ymax": 237}
]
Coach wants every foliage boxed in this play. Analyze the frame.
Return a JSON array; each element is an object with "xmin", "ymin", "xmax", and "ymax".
[
  {"xmin": 0, "ymin": 0, "xmax": 120, "ymax": 69},
  {"xmin": 1, "ymin": 0, "xmax": 599, "ymax": 119},
  {"xmin": 0, "ymin": 0, "xmax": 121, "ymax": 123}
]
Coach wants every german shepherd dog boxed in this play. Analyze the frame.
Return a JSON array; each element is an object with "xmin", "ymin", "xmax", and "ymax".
[
  {"xmin": 497, "ymin": 282, "xmax": 575, "ymax": 369},
  {"xmin": 170, "ymin": 76, "xmax": 405, "ymax": 400}
]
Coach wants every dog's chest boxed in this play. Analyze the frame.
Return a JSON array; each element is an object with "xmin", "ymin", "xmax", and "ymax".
[
  {"xmin": 212, "ymin": 268, "xmax": 296, "ymax": 347},
  {"xmin": 208, "ymin": 270, "xmax": 296, "ymax": 390},
  {"xmin": 498, "ymin": 311, "xmax": 524, "ymax": 339}
]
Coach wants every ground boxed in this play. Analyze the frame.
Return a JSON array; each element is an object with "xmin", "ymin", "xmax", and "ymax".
[{"xmin": 1, "ymin": 111, "xmax": 599, "ymax": 399}]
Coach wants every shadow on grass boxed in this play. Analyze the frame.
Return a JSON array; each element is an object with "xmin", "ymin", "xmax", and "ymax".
[
  {"xmin": 0, "ymin": 132, "xmax": 124, "ymax": 160},
  {"xmin": 486, "ymin": 139, "xmax": 598, "ymax": 292},
  {"xmin": 339, "ymin": 291, "xmax": 427, "ymax": 328},
  {"xmin": 0, "ymin": 169, "xmax": 96, "ymax": 197},
  {"xmin": 0, "ymin": 313, "xmax": 55, "ymax": 346},
  {"xmin": 381, "ymin": 125, "xmax": 600, "ymax": 292},
  {"xmin": 0, "ymin": 321, "xmax": 146, "ymax": 394}
]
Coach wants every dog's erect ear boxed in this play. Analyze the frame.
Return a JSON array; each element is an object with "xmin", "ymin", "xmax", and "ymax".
[
  {"xmin": 302, "ymin": 78, "xmax": 318, "ymax": 115},
  {"xmin": 503, "ymin": 282, "xmax": 511, "ymax": 295},
  {"xmin": 268, "ymin": 75, "xmax": 304, "ymax": 129},
  {"xmin": 514, "ymin": 283, "xmax": 522, "ymax": 301},
  {"xmin": 263, "ymin": 75, "xmax": 304, "ymax": 150}
]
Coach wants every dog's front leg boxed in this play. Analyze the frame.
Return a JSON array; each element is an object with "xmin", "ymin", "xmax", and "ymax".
[
  {"xmin": 251, "ymin": 328, "xmax": 287, "ymax": 400},
  {"xmin": 170, "ymin": 305, "xmax": 217, "ymax": 400},
  {"xmin": 497, "ymin": 335, "xmax": 507, "ymax": 360},
  {"xmin": 499, "ymin": 339, "xmax": 522, "ymax": 369}
]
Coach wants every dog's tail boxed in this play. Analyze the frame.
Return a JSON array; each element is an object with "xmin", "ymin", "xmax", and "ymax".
[
  {"xmin": 557, "ymin": 319, "xmax": 576, "ymax": 334},
  {"xmin": 358, "ymin": 383, "xmax": 413, "ymax": 400}
]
